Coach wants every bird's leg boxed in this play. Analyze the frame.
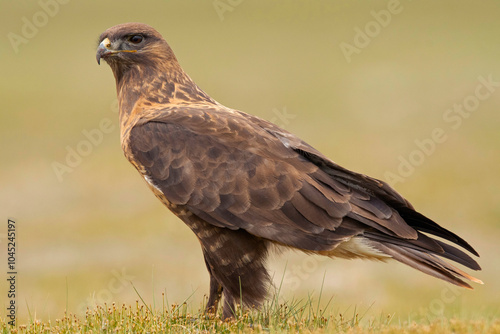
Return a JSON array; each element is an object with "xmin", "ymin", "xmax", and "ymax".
[
  {"xmin": 205, "ymin": 275, "xmax": 223, "ymax": 315},
  {"xmin": 203, "ymin": 250, "xmax": 223, "ymax": 316},
  {"xmin": 222, "ymin": 290, "xmax": 236, "ymax": 320},
  {"xmin": 197, "ymin": 225, "xmax": 270, "ymax": 320}
]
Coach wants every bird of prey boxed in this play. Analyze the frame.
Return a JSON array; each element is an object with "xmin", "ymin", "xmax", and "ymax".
[{"xmin": 96, "ymin": 23, "xmax": 481, "ymax": 319}]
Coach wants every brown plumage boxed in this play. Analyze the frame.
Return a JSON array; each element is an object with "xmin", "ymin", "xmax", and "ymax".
[{"xmin": 96, "ymin": 23, "xmax": 482, "ymax": 319}]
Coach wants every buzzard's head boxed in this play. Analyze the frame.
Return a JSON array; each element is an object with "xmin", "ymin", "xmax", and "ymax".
[{"xmin": 96, "ymin": 23, "xmax": 178, "ymax": 77}]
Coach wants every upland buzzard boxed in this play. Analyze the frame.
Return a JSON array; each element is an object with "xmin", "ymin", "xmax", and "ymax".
[{"xmin": 96, "ymin": 23, "xmax": 481, "ymax": 319}]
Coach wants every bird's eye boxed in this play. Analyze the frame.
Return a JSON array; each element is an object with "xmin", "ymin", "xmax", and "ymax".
[{"xmin": 128, "ymin": 35, "xmax": 143, "ymax": 44}]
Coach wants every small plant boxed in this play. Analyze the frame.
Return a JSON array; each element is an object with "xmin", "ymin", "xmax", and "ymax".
[{"xmin": 2, "ymin": 291, "xmax": 499, "ymax": 334}]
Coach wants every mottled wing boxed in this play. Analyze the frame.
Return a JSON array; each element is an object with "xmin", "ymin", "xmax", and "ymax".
[{"xmin": 128, "ymin": 107, "xmax": 420, "ymax": 252}]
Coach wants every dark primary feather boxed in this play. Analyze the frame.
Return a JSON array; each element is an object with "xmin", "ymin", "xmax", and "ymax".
[{"xmin": 97, "ymin": 22, "xmax": 482, "ymax": 319}]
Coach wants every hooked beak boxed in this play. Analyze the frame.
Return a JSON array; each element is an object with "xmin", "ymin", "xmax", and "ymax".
[
  {"xmin": 96, "ymin": 38, "xmax": 112, "ymax": 65},
  {"xmin": 96, "ymin": 37, "xmax": 137, "ymax": 65}
]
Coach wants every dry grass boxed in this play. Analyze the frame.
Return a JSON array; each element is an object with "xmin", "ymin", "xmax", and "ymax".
[{"xmin": 1, "ymin": 297, "xmax": 499, "ymax": 334}]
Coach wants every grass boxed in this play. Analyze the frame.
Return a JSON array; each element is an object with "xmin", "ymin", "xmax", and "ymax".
[
  {"xmin": 1, "ymin": 295, "xmax": 499, "ymax": 334},
  {"xmin": 2, "ymin": 279, "xmax": 499, "ymax": 334}
]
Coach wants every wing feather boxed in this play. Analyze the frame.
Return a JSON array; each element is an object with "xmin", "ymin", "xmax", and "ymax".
[{"xmin": 126, "ymin": 108, "xmax": 479, "ymax": 274}]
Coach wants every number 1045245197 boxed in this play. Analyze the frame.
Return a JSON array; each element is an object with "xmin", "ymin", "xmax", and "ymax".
[{"xmin": 7, "ymin": 219, "xmax": 16, "ymax": 271}]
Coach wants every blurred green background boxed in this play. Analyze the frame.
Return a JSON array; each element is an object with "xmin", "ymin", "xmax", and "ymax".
[{"xmin": 1, "ymin": 0, "xmax": 499, "ymax": 323}]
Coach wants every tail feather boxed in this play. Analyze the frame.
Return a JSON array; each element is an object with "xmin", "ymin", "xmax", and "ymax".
[
  {"xmin": 434, "ymin": 240, "xmax": 481, "ymax": 271},
  {"xmin": 391, "ymin": 205, "xmax": 479, "ymax": 256},
  {"xmin": 365, "ymin": 232, "xmax": 481, "ymax": 270},
  {"xmin": 365, "ymin": 231, "xmax": 444, "ymax": 254},
  {"xmin": 362, "ymin": 200, "xmax": 483, "ymax": 287},
  {"xmin": 368, "ymin": 241, "xmax": 483, "ymax": 288}
]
